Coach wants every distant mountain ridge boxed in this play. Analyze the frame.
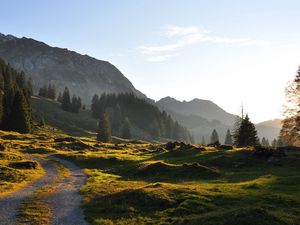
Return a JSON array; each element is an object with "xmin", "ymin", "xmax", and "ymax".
[
  {"xmin": 0, "ymin": 33, "xmax": 145, "ymax": 104},
  {"xmin": 156, "ymin": 96, "xmax": 281, "ymax": 143},
  {"xmin": 156, "ymin": 96, "xmax": 236, "ymax": 126}
]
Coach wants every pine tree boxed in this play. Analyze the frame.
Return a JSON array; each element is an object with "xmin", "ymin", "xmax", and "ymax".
[
  {"xmin": 224, "ymin": 129, "xmax": 233, "ymax": 145},
  {"xmin": 57, "ymin": 92, "xmax": 63, "ymax": 103},
  {"xmin": 234, "ymin": 114, "xmax": 259, "ymax": 147},
  {"xmin": 38, "ymin": 84, "xmax": 47, "ymax": 97},
  {"xmin": 97, "ymin": 112, "xmax": 112, "ymax": 142},
  {"xmin": 210, "ymin": 129, "xmax": 220, "ymax": 145},
  {"xmin": 9, "ymin": 91, "xmax": 31, "ymax": 133},
  {"xmin": 261, "ymin": 137, "xmax": 267, "ymax": 146},
  {"xmin": 121, "ymin": 117, "xmax": 132, "ymax": 139},
  {"xmin": 27, "ymin": 77, "xmax": 34, "ymax": 97},
  {"xmin": 271, "ymin": 138, "xmax": 277, "ymax": 148},
  {"xmin": 61, "ymin": 87, "xmax": 71, "ymax": 111},
  {"xmin": 47, "ymin": 84, "xmax": 56, "ymax": 99}
]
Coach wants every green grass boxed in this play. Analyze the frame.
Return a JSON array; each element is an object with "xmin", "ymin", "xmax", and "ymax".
[
  {"xmin": 53, "ymin": 140, "xmax": 300, "ymax": 225},
  {"xmin": 1, "ymin": 127, "xmax": 300, "ymax": 224},
  {"xmin": 0, "ymin": 133, "xmax": 45, "ymax": 197}
]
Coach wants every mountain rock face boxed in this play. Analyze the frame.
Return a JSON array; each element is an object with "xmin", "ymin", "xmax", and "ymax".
[{"xmin": 0, "ymin": 33, "xmax": 145, "ymax": 104}]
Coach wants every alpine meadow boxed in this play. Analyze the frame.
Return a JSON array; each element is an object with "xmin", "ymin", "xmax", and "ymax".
[{"xmin": 0, "ymin": 1, "xmax": 299, "ymax": 225}]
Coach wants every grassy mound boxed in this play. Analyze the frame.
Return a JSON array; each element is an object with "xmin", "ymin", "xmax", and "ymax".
[
  {"xmin": 136, "ymin": 161, "xmax": 219, "ymax": 180},
  {"xmin": 0, "ymin": 166, "xmax": 26, "ymax": 182},
  {"xmin": 180, "ymin": 207, "xmax": 294, "ymax": 225}
]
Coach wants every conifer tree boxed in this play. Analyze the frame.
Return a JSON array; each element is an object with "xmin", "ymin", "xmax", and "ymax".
[
  {"xmin": 61, "ymin": 87, "xmax": 71, "ymax": 111},
  {"xmin": 47, "ymin": 84, "xmax": 56, "ymax": 99},
  {"xmin": 38, "ymin": 84, "xmax": 47, "ymax": 97},
  {"xmin": 234, "ymin": 114, "xmax": 259, "ymax": 147},
  {"xmin": 27, "ymin": 77, "xmax": 34, "ymax": 97},
  {"xmin": 210, "ymin": 129, "xmax": 220, "ymax": 145},
  {"xmin": 121, "ymin": 117, "xmax": 132, "ymax": 139},
  {"xmin": 272, "ymin": 138, "xmax": 277, "ymax": 148},
  {"xmin": 57, "ymin": 92, "xmax": 63, "ymax": 103},
  {"xmin": 261, "ymin": 137, "xmax": 267, "ymax": 146},
  {"xmin": 97, "ymin": 112, "xmax": 112, "ymax": 142},
  {"xmin": 9, "ymin": 91, "xmax": 31, "ymax": 133},
  {"xmin": 224, "ymin": 129, "xmax": 233, "ymax": 145}
]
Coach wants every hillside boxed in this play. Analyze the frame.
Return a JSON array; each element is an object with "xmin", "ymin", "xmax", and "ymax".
[
  {"xmin": 31, "ymin": 96, "xmax": 192, "ymax": 142},
  {"xmin": 0, "ymin": 33, "xmax": 145, "ymax": 104}
]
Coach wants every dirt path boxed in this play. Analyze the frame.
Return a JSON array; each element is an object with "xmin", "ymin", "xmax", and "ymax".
[
  {"xmin": 0, "ymin": 155, "xmax": 58, "ymax": 225},
  {"xmin": 48, "ymin": 156, "xmax": 88, "ymax": 225},
  {"xmin": 0, "ymin": 155, "xmax": 88, "ymax": 225}
]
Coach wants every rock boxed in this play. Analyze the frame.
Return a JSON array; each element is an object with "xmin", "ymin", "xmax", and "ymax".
[
  {"xmin": 165, "ymin": 142, "xmax": 176, "ymax": 150},
  {"xmin": 0, "ymin": 143, "xmax": 5, "ymax": 151},
  {"xmin": 9, "ymin": 161, "xmax": 38, "ymax": 169},
  {"xmin": 218, "ymin": 145, "xmax": 233, "ymax": 150},
  {"xmin": 54, "ymin": 137, "xmax": 77, "ymax": 142}
]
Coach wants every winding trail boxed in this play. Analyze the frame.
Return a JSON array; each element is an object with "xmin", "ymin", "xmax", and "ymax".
[
  {"xmin": 48, "ymin": 156, "xmax": 88, "ymax": 225},
  {"xmin": 0, "ymin": 155, "xmax": 88, "ymax": 225}
]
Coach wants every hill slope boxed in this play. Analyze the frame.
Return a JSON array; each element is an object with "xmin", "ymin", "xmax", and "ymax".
[{"xmin": 0, "ymin": 33, "xmax": 145, "ymax": 104}]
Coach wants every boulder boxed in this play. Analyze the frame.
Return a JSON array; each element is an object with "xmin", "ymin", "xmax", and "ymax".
[{"xmin": 54, "ymin": 137, "xmax": 76, "ymax": 142}]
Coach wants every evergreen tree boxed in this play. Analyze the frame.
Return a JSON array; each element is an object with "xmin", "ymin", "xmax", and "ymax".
[
  {"xmin": 121, "ymin": 117, "xmax": 132, "ymax": 139},
  {"xmin": 224, "ymin": 129, "xmax": 233, "ymax": 145},
  {"xmin": 97, "ymin": 112, "xmax": 112, "ymax": 142},
  {"xmin": 272, "ymin": 138, "xmax": 277, "ymax": 148},
  {"xmin": 276, "ymin": 136, "xmax": 284, "ymax": 147},
  {"xmin": 27, "ymin": 77, "xmax": 34, "ymax": 97},
  {"xmin": 9, "ymin": 91, "xmax": 31, "ymax": 133},
  {"xmin": 261, "ymin": 137, "xmax": 267, "ymax": 146},
  {"xmin": 61, "ymin": 87, "xmax": 71, "ymax": 111},
  {"xmin": 38, "ymin": 84, "xmax": 47, "ymax": 97},
  {"xmin": 70, "ymin": 95, "xmax": 81, "ymax": 113},
  {"xmin": 210, "ymin": 129, "xmax": 220, "ymax": 145},
  {"xmin": 234, "ymin": 114, "xmax": 259, "ymax": 147},
  {"xmin": 57, "ymin": 92, "xmax": 63, "ymax": 103},
  {"xmin": 47, "ymin": 84, "xmax": 56, "ymax": 99}
]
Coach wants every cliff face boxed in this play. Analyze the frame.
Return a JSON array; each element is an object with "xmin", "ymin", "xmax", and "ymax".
[{"xmin": 0, "ymin": 33, "xmax": 145, "ymax": 104}]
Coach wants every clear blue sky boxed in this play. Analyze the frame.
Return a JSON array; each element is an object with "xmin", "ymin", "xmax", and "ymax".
[{"xmin": 1, "ymin": 0, "xmax": 300, "ymax": 122}]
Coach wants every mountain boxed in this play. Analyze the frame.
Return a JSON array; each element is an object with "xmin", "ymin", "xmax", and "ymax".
[
  {"xmin": 256, "ymin": 119, "xmax": 282, "ymax": 141},
  {"xmin": 156, "ymin": 97, "xmax": 237, "ymax": 126},
  {"xmin": 156, "ymin": 96, "xmax": 237, "ymax": 143},
  {"xmin": 0, "ymin": 33, "xmax": 145, "ymax": 104},
  {"xmin": 156, "ymin": 97, "xmax": 281, "ymax": 144}
]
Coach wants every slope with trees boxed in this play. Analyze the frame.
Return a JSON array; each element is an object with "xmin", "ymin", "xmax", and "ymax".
[
  {"xmin": 91, "ymin": 93, "xmax": 193, "ymax": 142},
  {"xmin": 0, "ymin": 58, "xmax": 32, "ymax": 133}
]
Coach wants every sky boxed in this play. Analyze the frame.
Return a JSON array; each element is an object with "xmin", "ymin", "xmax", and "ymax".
[{"xmin": 1, "ymin": 0, "xmax": 300, "ymax": 123}]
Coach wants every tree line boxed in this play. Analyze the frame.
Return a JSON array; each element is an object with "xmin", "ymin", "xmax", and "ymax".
[
  {"xmin": 91, "ymin": 93, "xmax": 194, "ymax": 143},
  {"xmin": 0, "ymin": 58, "xmax": 32, "ymax": 133}
]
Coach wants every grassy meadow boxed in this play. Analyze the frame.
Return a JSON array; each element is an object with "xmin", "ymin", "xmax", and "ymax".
[{"xmin": 0, "ymin": 127, "xmax": 300, "ymax": 225}]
